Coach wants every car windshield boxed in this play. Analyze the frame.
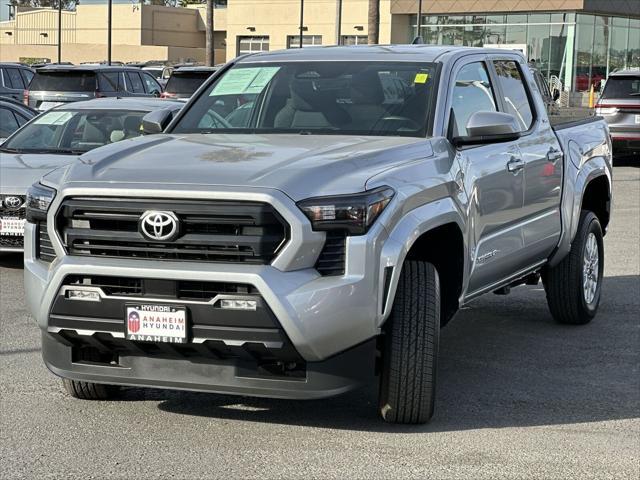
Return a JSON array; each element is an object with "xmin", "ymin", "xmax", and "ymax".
[
  {"xmin": 30, "ymin": 71, "xmax": 97, "ymax": 91},
  {"xmin": 165, "ymin": 72, "xmax": 214, "ymax": 94},
  {"xmin": 601, "ymin": 76, "xmax": 640, "ymax": 98},
  {"xmin": 171, "ymin": 61, "xmax": 437, "ymax": 137},
  {"xmin": 0, "ymin": 108, "xmax": 147, "ymax": 154}
]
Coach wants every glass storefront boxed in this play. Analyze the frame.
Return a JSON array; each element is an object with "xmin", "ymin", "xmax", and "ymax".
[{"xmin": 411, "ymin": 13, "xmax": 640, "ymax": 93}]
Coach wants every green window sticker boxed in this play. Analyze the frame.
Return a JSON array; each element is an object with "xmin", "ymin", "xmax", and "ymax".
[{"xmin": 210, "ymin": 67, "xmax": 280, "ymax": 96}]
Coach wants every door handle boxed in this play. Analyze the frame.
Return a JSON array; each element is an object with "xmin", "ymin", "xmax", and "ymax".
[
  {"xmin": 506, "ymin": 156, "xmax": 524, "ymax": 173},
  {"xmin": 547, "ymin": 148, "xmax": 563, "ymax": 162}
]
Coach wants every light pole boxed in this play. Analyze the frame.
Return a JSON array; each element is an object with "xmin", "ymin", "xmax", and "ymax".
[
  {"xmin": 206, "ymin": 0, "xmax": 214, "ymax": 66},
  {"xmin": 336, "ymin": 0, "xmax": 342, "ymax": 45},
  {"xmin": 299, "ymin": 0, "xmax": 304, "ymax": 48},
  {"xmin": 416, "ymin": 0, "xmax": 422, "ymax": 39},
  {"xmin": 57, "ymin": 0, "xmax": 62, "ymax": 63},
  {"xmin": 107, "ymin": 0, "xmax": 112, "ymax": 65}
]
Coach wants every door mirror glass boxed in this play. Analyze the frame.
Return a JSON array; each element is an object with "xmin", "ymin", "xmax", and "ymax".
[
  {"xmin": 142, "ymin": 109, "xmax": 173, "ymax": 135},
  {"xmin": 453, "ymin": 111, "xmax": 521, "ymax": 146}
]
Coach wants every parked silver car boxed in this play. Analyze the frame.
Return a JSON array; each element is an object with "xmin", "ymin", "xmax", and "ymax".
[
  {"xmin": 0, "ymin": 97, "xmax": 183, "ymax": 252},
  {"xmin": 596, "ymin": 70, "xmax": 640, "ymax": 156}
]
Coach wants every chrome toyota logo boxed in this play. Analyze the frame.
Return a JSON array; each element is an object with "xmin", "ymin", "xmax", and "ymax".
[
  {"xmin": 139, "ymin": 210, "xmax": 179, "ymax": 241},
  {"xmin": 3, "ymin": 196, "xmax": 22, "ymax": 209}
]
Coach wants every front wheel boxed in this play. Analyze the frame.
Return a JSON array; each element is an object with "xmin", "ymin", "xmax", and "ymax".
[
  {"xmin": 378, "ymin": 261, "xmax": 440, "ymax": 424},
  {"xmin": 544, "ymin": 211, "xmax": 604, "ymax": 324}
]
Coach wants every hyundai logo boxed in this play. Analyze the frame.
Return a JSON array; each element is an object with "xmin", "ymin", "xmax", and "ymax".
[
  {"xmin": 3, "ymin": 196, "xmax": 23, "ymax": 210},
  {"xmin": 139, "ymin": 210, "xmax": 179, "ymax": 241}
]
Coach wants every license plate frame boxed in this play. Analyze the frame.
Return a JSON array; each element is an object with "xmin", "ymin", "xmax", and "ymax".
[
  {"xmin": 125, "ymin": 304, "xmax": 188, "ymax": 344},
  {"xmin": 0, "ymin": 216, "xmax": 25, "ymax": 237}
]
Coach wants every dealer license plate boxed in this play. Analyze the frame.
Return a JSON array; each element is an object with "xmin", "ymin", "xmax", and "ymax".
[
  {"xmin": 126, "ymin": 304, "xmax": 187, "ymax": 343},
  {"xmin": 0, "ymin": 217, "xmax": 25, "ymax": 236},
  {"xmin": 39, "ymin": 101, "xmax": 63, "ymax": 111}
]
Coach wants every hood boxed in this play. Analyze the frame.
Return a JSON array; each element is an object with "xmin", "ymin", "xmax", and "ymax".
[
  {"xmin": 0, "ymin": 152, "xmax": 78, "ymax": 194},
  {"xmin": 61, "ymin": 133, "xmax": 431, "ymax": 201}
]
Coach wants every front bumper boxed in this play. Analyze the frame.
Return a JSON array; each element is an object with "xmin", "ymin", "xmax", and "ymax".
[{"xmin": 24, "ymin": 184, "xmax": 394, "ymax": 398}]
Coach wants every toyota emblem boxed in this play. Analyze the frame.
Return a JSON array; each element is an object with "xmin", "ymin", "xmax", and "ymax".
[
  {"xmin": 3, "ymin": 196, "xmax": 22, "ymax": 209},
  {"xmin": 139, "ymin": 210, "xmax": 179, "ymax": 241}
]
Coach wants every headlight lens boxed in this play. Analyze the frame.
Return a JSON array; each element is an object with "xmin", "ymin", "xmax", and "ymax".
[
  {"xmin": 297, "ymin": 187, "xmax": 394, "ymax": 235},
  {"xmin": 25, "ymin": 183, "xmax": 56, "ymax": 223}
]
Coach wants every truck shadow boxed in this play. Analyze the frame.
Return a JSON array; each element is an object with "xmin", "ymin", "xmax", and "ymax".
[{"xmin": 156, "ymin": 274, "xmax": 639, "ymax": 433}]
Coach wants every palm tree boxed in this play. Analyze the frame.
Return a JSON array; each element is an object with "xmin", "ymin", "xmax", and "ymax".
[{"xmin": 367, "ymin": 0, "xmax": 379, "ymax": 44}]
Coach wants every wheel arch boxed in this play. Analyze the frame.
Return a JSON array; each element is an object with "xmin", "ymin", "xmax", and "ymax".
[{"xmin": 378, "ymin": 198, "xmax": 466, "ymax": 328}]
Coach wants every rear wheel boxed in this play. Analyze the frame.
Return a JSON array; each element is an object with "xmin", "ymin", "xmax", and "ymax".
[
  {"xmin": 378, "ymin": 261, "xmax": 440, "ymax": 424},
  {"xmin": 544, "ymin": 211, "xmax": 604, "ymax": 325}
]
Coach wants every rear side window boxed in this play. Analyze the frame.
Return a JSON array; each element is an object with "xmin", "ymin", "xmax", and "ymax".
[
  {"xmin": 98, "ymin": 72, "xmax": 119, "ymax": 92},
  {"xmin": 6, "ymin": 68, "xmax": 25, "ymax": 89},
  {"xmin": 141, "ymin": 72, "xmax": 161, "ymax": 95},
  {"xmin": 450, "ymin": 62, "xmax": 498, "ymax": 138},
  {"xmin": 492, "ymin": 60, "xmax": 534, "ymax": 132},
  {"xmin": 0, "ymin": 108, "xmax": 19, "ymax": 137},
  {"xmin": 126, "ymin": 72, "xmax": 145, "ymax": 93},
  {"xmin": 601, "ymin": 77, "xmax": 640, "ymax": 99},
  {"xmin": 21, "ymin": 69, "xmax": 34, "ymax": 86},
  {"xmin": 30, "ymin": 71, "xmax": 97, "ymax": 91}
]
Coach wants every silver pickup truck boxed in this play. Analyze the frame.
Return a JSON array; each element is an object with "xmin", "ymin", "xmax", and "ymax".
[{"xmin": 24, "ymin": 46, "xmax": 612, "ymax": 424}]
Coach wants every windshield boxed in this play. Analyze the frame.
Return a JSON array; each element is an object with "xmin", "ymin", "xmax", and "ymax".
[
  {"xmin": 1, "ymin": 109, "xmax": 147, "ymax": 154},
  {"xmin": 30, "ymin": 71, "xmax": 97, "ymax": 92},
  {"xmin": 165, "ymin": 72, "xmax": 213, "ymax": 94},
  {"xmin": 172, "ymin": 61, "xmax": 437, "ymax": 137},
  {"xmin": 601, "ymin": 76, "xmax": 640, "ymax": 98}
]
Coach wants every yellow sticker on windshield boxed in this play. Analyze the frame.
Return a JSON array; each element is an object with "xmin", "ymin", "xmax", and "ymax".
[{"xmin": 414, "ymin": 73, "xmax": 429, "ymax": 84}]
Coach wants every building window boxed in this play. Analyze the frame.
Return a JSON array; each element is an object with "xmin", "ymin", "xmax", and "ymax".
[
  {"xmin": 287, "ymin": 35, "xmax": 322, "ymax": 48},
  {"xmin": 341, "ymin": 35, "xmax": 368, "ymax": 46},
  {"xmin": 237, "ymin": 36, "xmax": 270, "ymax": 56}
]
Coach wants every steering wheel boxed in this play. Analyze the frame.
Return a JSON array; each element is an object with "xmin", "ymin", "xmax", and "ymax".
[
  {"xmin": 202, "ymin": 110, "xmax": 232, "ymax": 129},
  {"xmin": 380, "ymin": 116, "xmax": 421, "ymax": 130}
]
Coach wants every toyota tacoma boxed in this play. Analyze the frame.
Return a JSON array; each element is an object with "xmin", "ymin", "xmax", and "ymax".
[{"xmin": 24, "ymin": 46, "xmax": 612, "ymax": 424}]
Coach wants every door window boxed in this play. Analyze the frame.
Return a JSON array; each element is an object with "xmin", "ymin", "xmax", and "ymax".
[
  {"xmin": 141, "ymin": 72, "xmax": 162, "ymax": 95},
  {"xmin": 237, "ymin": 36, "xmax": 269, "ymax": 56},
  {"xmin": 450, "ymin": 62, "xmax": 497, "ymax": 138},
  {"xmin": 492, "ymin": 60, "xmax": 534, "ymax": 131},
  {"xmin": 126, "ymin": 72, "xmax": 145, "ymax": 93},
  {"xmin": 6, "ymin": 68, "xmax": 25, "ymax": 89},
  {"xmin": 21, "ymin": 69, "xmax": 34, "ymax": 86},
  {"xmin": 98, "ymin": 72, "xmax": 119, "ymax": 92}
]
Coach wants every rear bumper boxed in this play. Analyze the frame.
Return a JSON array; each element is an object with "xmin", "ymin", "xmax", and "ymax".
[
  {"xmin": 610, "ymin": 132, "xmax": 640, "ymax": 153},
  {"xmin": 42, "ymin": 332, "xmax": 376, "ymax": 399}
]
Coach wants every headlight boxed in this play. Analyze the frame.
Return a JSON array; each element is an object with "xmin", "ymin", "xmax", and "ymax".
[
  {"xmin": 25, "ymin": 183, "xmax": 56, "ymax": 223},
  {"xmin": 297, "ymin": 186, "xmax": 394, "ymax": 235}
]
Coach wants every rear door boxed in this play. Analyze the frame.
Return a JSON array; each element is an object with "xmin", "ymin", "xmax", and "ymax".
[
  {"xmin": 125, "ymin": 71, "xmax": 151, "ymax": 97},
  {"xmin": 446, "ymin": 57, "xmax": 527, "ymax": 296},
  {"xmin": 490, "ymin": 58, "xmax": 563, "ymax": 266}
]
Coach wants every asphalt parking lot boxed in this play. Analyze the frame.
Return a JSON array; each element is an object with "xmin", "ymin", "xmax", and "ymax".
[{"xmin": 0, "ymin": 163, "xmax": 638, "ymax": 480}]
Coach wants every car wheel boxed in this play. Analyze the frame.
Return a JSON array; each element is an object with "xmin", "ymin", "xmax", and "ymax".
[
  {"xmin": 378, "ymin": 260, "xmax": 440, "ymax": 424},
  {"xmin": 61, "ymin": 348, "xmax": 119, "ymax": 400},
  {"xmin": 544, "ymin": 211, "xmax": 604, "ymax": 325}
]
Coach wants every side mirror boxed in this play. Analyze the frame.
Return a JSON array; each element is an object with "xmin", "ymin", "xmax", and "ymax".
[
  {"xmin": 142, "ymin": 109, "xmax": 173, "ymax": 135},
  {"xmin": 552, "ymin": 88, "xmax": 560, "ymax": 101},
  {"xmin": 453, "ymin": 111, "xmax": 521, "ymax": 147}
]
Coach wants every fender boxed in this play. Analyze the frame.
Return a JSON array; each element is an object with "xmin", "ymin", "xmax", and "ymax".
[
  {"xmin": 376, "ymin": 197, "xmax": 466, "ymax": 327},
  {"xmin": 548, "ymin": 143, "xmax": 612, "ymax": 267}
]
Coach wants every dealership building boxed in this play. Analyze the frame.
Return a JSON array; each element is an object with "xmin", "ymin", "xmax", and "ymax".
[{"xmin": 0, "ymin": 0, "xmax": 638, "ymax": 98}]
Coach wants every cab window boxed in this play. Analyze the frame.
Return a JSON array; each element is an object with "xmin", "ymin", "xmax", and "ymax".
[
  {"xmin": 449, "ymin": 62, "xmax": 497, "ymax": 138},
  {"xmin": 492, "ymin": 60, "xmax": 534, "ymax": 131}
]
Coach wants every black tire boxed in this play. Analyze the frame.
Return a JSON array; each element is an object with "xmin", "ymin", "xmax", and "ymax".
[
  {"xmin": 378, "ymin": 261, "xmax": 440, "ymax": 424},
  {"xmin": 61, "ymin": 348, "xmax": 118, "ymax": 400},
  {"xmin": 544, "ymin": 211, "xmax": 604, "ymax": 325},
  {"xmin": 62, "ymin": 378, "xmax": 117, "ymax": 400}
]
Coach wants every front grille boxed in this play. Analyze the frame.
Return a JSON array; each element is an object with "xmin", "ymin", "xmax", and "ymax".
[
  {"xmin": 0, "ymin": 196, "xmax": 26, "ymax": 249},
  {"xmin": 315, "ymin": 231, "xmax": 347, "ymax": 276},
  {"xmin": 37, "ymin": 222, "xmax": 55, "ymax": 262},
  {"xmin": 56, "ymin": 197, "xmax": 289, "ymax": 264},
  {"xmin": 177, "ymin": 280, "xmax": 258, "ymax": 301},
  {"xmin": 65, "ymin": 275, "xmax": 143, "ymax": 296}
]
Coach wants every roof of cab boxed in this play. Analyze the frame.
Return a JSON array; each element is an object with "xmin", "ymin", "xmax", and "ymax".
[
  {"xmin": 236, "ymin": 44, "xmax": 525, "ymax": 63},
  {"xmin": 51, "ymin": 97, "xmax": 184, "ymax": 111}
]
